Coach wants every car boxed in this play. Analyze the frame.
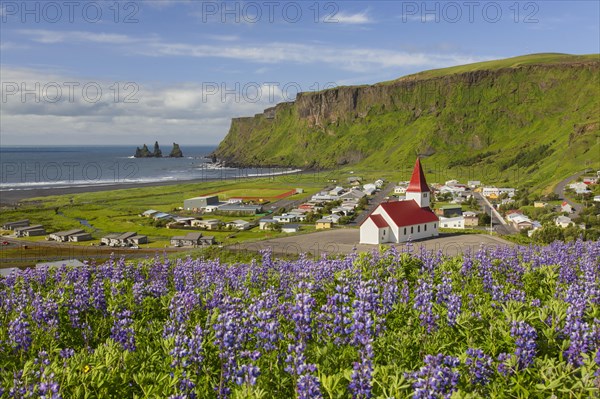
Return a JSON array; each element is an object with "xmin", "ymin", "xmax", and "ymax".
[{"xmin": 1, "ymin": 241, "xmax": 9, "ymax": 246}]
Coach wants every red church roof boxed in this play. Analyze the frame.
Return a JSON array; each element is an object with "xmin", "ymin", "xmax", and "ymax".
[
  {"xmin": 368, "ymin": 214, "xmax": 389, "ymax": 228},
  {"xmin": 406, "ymin": 158, "xmax": 431, "ymax": 193},
  {"xmin": 378, "ymin": 201, "xmax": 438, "ymax": 227}
]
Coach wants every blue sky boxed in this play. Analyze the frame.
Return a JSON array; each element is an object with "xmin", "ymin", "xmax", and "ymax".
[{"xmin": 1, "ymin": 0, "xmax": 598, "ymax": 145}]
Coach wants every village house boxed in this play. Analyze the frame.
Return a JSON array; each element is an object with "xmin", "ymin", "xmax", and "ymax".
[
  {"xmin": 527, "ymin": 221, "xmax": 543, "ymax": 237},
  {"xmin": 315, "ymin": 219, "xmax": 333, "ymax": 229},
  {"xmin": 322, "ymin": 214, "xmax": 342, "ymax": 224},
  {"xmin": 569, "ymin": 182, "xmax": 591, "ymax": 195},
  {"xmin": 594, "ymin": 195, "xmax": 600, "ymax": 202},
  {"xmin": 101, "ymin": 232, "xmax": 147, "ymax": 247},
  {"xmin": 463, "ymin": 211, "xmax": 479, "ymax": 227},
  {"xmin": 467, "ymin": 181, "xmax": 481, "ymax": 188},
  {"xmin": 360, "ymin": 158, "xmax": 439, "ymax": 244},
  {"xmin": 281, "ymin": 224, "xmax": 300, "ymax": 233},
  {"xmin": 439, "ymin": 216, "xmax": 465, "ymax": 229},
  {"xmin": 329, "ymin": 186, "xmax": 345, "ymax": 196},
  {"xmin": 555, "ymin": 216, "xmax": 573, "ymax": 228},
  {"xmin": 533, "ymin": 201, "xmax": 548, "ymax": 208},
  {"xmin": 561, "ymin": 201, "xmax": 573, "ymax": 214},
  {"xmin": 191, "ymin": 219, "xmax": 222, "ymax": 230},
  {"xmin": 394, "ymin": 185, "xmax": 407, "ymax": 195},
  {"xmin": 273, "ymin": 214, "xmax": 299, "ymax": 223},
  {"xmin": 375, "ymin": 179, "xmax": 385, "ymax": 188},
  {"xmin": 435, "ymin": 205, "xmax": 463, "ymax": 218},
  {"xmin": 69, "ymin": 232, "xmax": 92, "ymax": 242},
  {"xmin": 170, "ymin": 232, "xmax": 204, "ymax": 247},
  {"xmin": 226, "ymin": 220, "xmax": 252, "ymax": 230},
  {"xmin": 339, "ymin": 188, "xmax": 366, "ymax": 200},
  {"xmin": 152, "ymin": 212, "xmax": 174, "ymax": 221},
  {"xmin": 583, "ymin": 177, "xmax": 598, "ymax": 185},
  {"xmin": 141, "ymin": 210, "xmax": 159, "ymax": 218},
  {"xmin": 2, "ymin": 219, "xmax": 29, "ymax": 230},
  {"xmin": 14, "ymin": 225, "xmax": 46, "ymax": 237},
  {"xmin": 258, "ymin": 219, "xmax": 276, "ymax": 230},
  {"xmin": 48, "ymin": 229, "xmax": 85, "ymax": 242},
  {"xmin": 363, "ymin": 184, "xmax": 377, "ymax": 196}
]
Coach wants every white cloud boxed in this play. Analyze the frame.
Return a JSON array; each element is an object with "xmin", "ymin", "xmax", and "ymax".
[
  {"xmin": 0, "ymin": 66, "xmax": 288, "ymax": 145},
  {"xmin": 334, "ymin": 11, "xmax": 373, "ymax": 24},
  {"xmin": 17, "ymin": 29, "xmax": 143, "ymax": 44}
]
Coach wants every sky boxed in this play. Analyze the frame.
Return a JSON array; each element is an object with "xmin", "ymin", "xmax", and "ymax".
[{"xmin": 0, "ymin": 0, "xmax": 598, "ymax": 146}]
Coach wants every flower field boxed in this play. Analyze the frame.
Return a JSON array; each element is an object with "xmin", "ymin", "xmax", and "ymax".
[{"xmin": 1, "ymin": 240, "xmax": 599, "ymax": 398}]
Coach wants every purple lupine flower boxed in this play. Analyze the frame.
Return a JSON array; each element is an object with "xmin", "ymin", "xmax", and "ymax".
[
  {"xmin": 563, "ymin": 320, "xmax": 591, "ymax": 367},
  {"xmin": 8, "ymin": 311, "xmax": 32, "ymax": 352},
  {"xmin": 446, "ymin": 294, "xmax": 461, "ymax": 327},
  {"xmin": 111, "ymin": 309, "xmax": 136, "ymax": 351},
  {"xmin": 465, "ymin": 348, "xmax": 493, "ymax": 385},
  {"xmin": 349, "ymin": 342, "xmax": 374, "ymax": 399},
  {"xmin": 406, "ymin": 354, "xmax": 460, "ymax": 399},
  {"xmin": 510, "ymin": 321, "xmax": 537, "ymax": 370},
  {"xmin": 496, "ymin": 352, "xmax": 513, "ymax": 376},
  {"xmin": 413, "ymin": 278, "xmax": 438, "ymax": 333}
]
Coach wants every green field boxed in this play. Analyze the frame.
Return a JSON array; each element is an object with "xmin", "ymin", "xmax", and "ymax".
[{"xmin": 0, "ymin": 176, "xmax": 325, "ymax": 255}]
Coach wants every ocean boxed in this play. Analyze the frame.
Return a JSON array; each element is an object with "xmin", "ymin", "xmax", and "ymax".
[{"xmin": 0, "ymin": 146, "xmax": 299, "ymax": 191}]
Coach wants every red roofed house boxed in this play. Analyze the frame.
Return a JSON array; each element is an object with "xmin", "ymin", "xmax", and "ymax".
[{"xmin": 360, "ymin": 158, "xmax": 439, "ymax": 244}]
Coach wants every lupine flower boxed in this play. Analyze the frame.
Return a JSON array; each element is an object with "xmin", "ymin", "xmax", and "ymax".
[
  {"xmin": 9, "ymin": 311, "xmax": 32, "ymax": 352},
  {"xmin": 510, "ymin": 321, "xmax": 537, "ymax": 370},
  {"xmin": 465, "ymin": 348, "xmax": 493, "ymax": 385},
  {"xmin": 111, "ymin": 309, "xmax": 136, "ymax": 351},
  {"xmin": 406, "ymin": 354, "xmax": 460, "ymax": 399}
]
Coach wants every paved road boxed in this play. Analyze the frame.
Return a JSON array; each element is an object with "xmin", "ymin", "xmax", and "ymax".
[
  {"xmin": 553, "ymin": 170, "xmax": 588, "ymax": 218},
  {"xmin": 228, "ymin": 229, "xmax": 514, "ymax": 258},
  {"xmin": 474, "ymin": 193, "xmax": 515, "ymax": 235},
  {"xmin": 350, "ymin": 183, "xmax": 396, "ymax": 226}
]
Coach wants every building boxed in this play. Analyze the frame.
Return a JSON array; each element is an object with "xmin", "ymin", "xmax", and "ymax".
[
  {"xmin": 191, "ymin": 219, "xmax": 222, "ymax": 230},
  {"xmin": 259, "ymin": 219, "xmax": 277, "ymax": 230},
  {"xmin": 561, "ymin": 201, "xmax": 573, "ymax": 214},
  {"xmin": 360, "ymin": 158, "xmax": 438, "ymax": 244},
  {"xmin": 68, "ymin": 232, "xmax": 92, "ymax": 242},
  {"xmin": 467, "ymin": 181, "xmax": 481, "ymax": 188},
  {"xmin": 394, "ymin": 185, "xmax": 407, "ymax": 194},
  {"xmin": 463, "ymin": 211, "xmax": 478, "ymax": 227},
  {"xmin": 435, "ymin": 205, "xmax": 463, "ymax": 218},
  {"xmin": 48, "ymin": 229, "xmax": 85, "ymax": 242},
  {"xmin": 273, "ymin": 214, "xmax": 299, "ymax": 223},
  {"xmin": 2, "ymin": 219, "xmax": 29, "ymax": 230},
  {"xmin": 482, "ymin": 187, "xmax": 516, "ymax": 198},
  {"xmin": 339, "ymin": 188, "xmax": 366, "ymax": 200},
  {"xmin": 511, "ymin": 215, "xmax": 533, "ymax": 230},
  {"xmin": 533, "ymin": 201, "xmax": 548, "ymax": 208},
  {"xmin": 363, "ymin": 184, "xmax": 377, "ymax": 195},
  {"xmin": 594, "ymin": 195, "xmax": 600, "ymax": 202},
  {"xmin": 101, "ymin": 232, "xmax": 148, "ymax": 246},
  {"xmin": 439, "ymin": 216, "xmax": 465, "ymax": 229},
  {"xmin": 14, "ymin": 225, "xmax": 46, "ymax": 237},
  {"xmin": 555, "ymin": 216, "xmax": 572, "ymax": 228},
  {"xmin": 316, "ymin": 219, "xmax": 333, "ymax": 229},
  {"xmin": 217, "ymin": 204, "xmax": 263, "ymax": 215},
  {"xmin": 183, "ymin": 195, "xmax": 219, "ymax": 211},
  {"xmin": 141, "ymin": 210, "xmax": 159, "ymax": 218},
  {"xmin": 226, "ymin": 220, "xmax": 251, "ymax": 230},
  {"xmin": 171, "ymin": 232, "xmax": 204, "ymax": 247},
  {"xmin": 282, "ymin": 224, "xmax": 300, "ymax": 233},
  {"xmin": 329, "ymin": 186, "xmax": 344, "ymax": 196},
  {"xmin": 152, "ymin": 212, "xmax": 174, "ymax": 221}
]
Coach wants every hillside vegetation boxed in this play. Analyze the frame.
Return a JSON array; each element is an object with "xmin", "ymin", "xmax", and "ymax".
[{"xmin": 214, "ymin": 54, "xmax": 600, "ymax": 190}]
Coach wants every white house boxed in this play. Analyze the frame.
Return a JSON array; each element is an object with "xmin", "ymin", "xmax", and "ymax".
[
  {"xmin": 561, "ymin": 201, "xmax": 573, "ymax": 214},
  {"xmin": 594, "ymin": 195, "xmax": 600, "ymax": 202},
  {"xmin": 394, "ymin": 185, "xmax": 407, "ymax": 194},
  {"xmin": 282, "ymin": 224, "xmax": 300, "ymax": 233},
  {"xmin": 360, "ymin": 158, "xmax": 439, "ymax": 244},
  {"xmin": 363, "ymin": 184, "xmax": 377, "ymax": 195},
  {"xmin": 439, "ymin": 216, "xmax": 465, "ymax": 229},
  {"xmin": 555, "ymin": 216, "xmax": 572, "ymax": 228},
  {"xmin": 227, "ymin": 220, "xmax": 251, "ymax": 230}
]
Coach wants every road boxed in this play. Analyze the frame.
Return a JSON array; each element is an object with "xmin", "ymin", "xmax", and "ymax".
[
  {"xmin": 474, "ymin": 192, "xmax": 515, "ymax": 235},
  {"xmin": 553, "ymin": 170, "xmax": 587, "ymax": 218},
  {"xmin": 350, "ymin": 183, "xmax": 396, "ymax": 226},
  {"xmin": 227, "ymin": 229, "xmax": 514, "ymax": 258}
]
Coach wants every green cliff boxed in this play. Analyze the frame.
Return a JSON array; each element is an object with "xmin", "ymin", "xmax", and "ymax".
[{"xmin": 213, "ymin": 53, "xmax": 599, "ymax": 188}]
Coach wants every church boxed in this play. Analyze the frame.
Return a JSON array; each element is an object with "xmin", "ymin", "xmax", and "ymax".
[{"xmin": 359, "ymin": 158, "xmax": 439, "ymax": 244}]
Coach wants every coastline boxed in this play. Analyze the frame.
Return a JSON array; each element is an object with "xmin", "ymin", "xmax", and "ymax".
[{"xmin": 0, "ymin": 169, "xmax": 307, "ymax": 204}]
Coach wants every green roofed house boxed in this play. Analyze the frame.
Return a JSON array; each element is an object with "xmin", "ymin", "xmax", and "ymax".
[{"xmin": 435, "ymin": 205, "xmax": 463, "ymax": 218}]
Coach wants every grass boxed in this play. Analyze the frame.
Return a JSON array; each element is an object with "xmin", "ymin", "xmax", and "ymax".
[
  {"xmin": 0, "ymin": 176, "xmax": 325, "ymax": 253},
  {"xmin": 214, "ymin": 53, "xmax": 600, "ymax": 195}
]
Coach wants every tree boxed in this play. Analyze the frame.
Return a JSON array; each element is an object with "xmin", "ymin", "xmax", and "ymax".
[{"xmin": 478, "ymin": 213, "xmax": 491, "ymax": 226}]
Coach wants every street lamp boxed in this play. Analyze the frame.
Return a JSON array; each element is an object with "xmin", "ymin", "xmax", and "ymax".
[{"xmin": 490, "ymin": 205, "xmax": 493, "ymax": 235}]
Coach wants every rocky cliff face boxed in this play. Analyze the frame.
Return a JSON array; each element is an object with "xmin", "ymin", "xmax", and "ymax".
[{"xmin": 213, "ymin": 55, "xmax": 599, "ymax": 185}]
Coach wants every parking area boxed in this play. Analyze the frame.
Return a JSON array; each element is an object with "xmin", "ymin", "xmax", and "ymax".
[{"xmin": 227, "ymin": 228, "xmax": 514, "ymax": 258}]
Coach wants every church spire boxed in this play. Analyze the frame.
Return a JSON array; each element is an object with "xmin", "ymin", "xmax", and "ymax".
[{"xmin": 406, "ymin": 158, "xmax": 431, "ymax": 207}]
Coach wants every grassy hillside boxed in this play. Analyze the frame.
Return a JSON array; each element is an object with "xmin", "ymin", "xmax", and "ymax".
[{"xmin": 214, "ymin": 54, "xmax": 600, "ymax": 191}]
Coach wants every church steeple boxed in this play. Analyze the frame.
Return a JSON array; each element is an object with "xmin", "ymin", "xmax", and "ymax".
[{"xmin": 406, "ymin": 158, "xmax": 431, "ymax": 208}]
